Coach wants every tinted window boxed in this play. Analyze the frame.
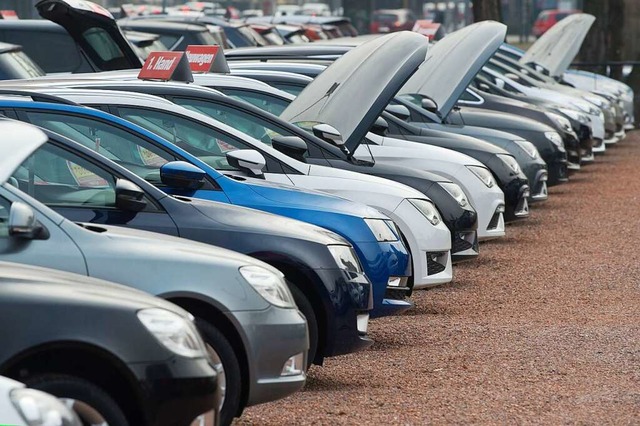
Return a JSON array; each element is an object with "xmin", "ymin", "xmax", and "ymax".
[
  {"xmin": 0, "ymin": 51, "xmax": 44, "ymax": 79},
  {"xmin": 116, "ymin": 107, "xmax": 252, "ymax": 171},
  {"xmin": 216, "ymin": 88, "xmax": 289, "ymax": 116},
  {"xmin": 1, "ymin": 30, "xmax": 87, "ymax": 73},
  {"xmin": 158, "ymin": 33, "xmax": 182, "ymax": 50},
  {"xmin": 172, "ymin": 97, "xmax": 290, "ymax": 145},
  {"xmin": 271, "ymin": 82, "xmax": 306, "ymax": 96},
  {"xmin": 83, "ymin": 27, "xmax": 125, "ymax": 62},
  {"xmin": 23, "ymin": 111, "xmax": 174, "ymax": 184}
]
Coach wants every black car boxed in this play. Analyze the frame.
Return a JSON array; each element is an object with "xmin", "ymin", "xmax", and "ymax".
[
  {"xmin": 58, "ymin": 79, "xmax": 479, "ymax": 263},
  {"xmin": 0, "ymin": 0, "xmax": 141, "ymax": 73},
  {"xmin": 0, "ymin": 261, "xmax": 217, "ymax": 426}
]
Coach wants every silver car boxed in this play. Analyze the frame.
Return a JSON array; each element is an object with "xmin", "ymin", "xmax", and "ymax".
[{"xmin": 0, "ymin": 120, "xmax": 308, "ymax": 425}]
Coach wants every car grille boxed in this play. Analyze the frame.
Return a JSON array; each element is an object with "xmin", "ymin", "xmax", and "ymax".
[
  {"xmin": 426, "ymin": 252, "xmax": 446, "ymax": 276},
  {"xmin": 385, "ymin": 288, "xmax": 410, "ymax": 300},
  {"xmin": 452, "ymin": 233, "xmax": 473, "ymax": 253},
  {"xmin": 487, "ymin": 211, "xmax": 501, "ymax": 230}
]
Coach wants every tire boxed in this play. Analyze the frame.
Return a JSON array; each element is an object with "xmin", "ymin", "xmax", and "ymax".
[
  {"xmin": 288, "ymin": 283, "xmax": 318, "ymax": 369},
  {"xmin": 195, "ymin": 318, "xmax": 241, "ymax": 426},
  {"xmin": 24, "ymin": 374, "xmax": 129, "ymax": 426}
]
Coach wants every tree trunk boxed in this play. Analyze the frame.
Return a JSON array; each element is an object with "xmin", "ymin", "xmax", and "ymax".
[
  {"xmin": 472, "ymin": 0, "xmax": 503, "ymax": 22},
  {"xmin": 581, "ymin": 0, "xmax": 625, "ymax": 79}
]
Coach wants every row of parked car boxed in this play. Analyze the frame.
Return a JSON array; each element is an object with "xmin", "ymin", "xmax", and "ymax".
[{"xmin": 0, "ymin": 1, "xmax": 633, "ymax": 425}]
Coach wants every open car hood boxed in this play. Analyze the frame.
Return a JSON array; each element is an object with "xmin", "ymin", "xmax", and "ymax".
[
  {"xmin": 399, "ymin": 21, "xmax": 507, "ymax": 119},
  {"xmin": 520, "ymin": 13, "xmax": 595, "ymax": 77},
  {"xmin": 280, "ymin": 31, "xmax": 428, "ymax": 153},
  {"xmin": 37, "ymin": 0, "xmax": 142, "ymax": 71},
  {"xmin": 0, "ymin": 120, "xmax": 48, "ymax": 184}
]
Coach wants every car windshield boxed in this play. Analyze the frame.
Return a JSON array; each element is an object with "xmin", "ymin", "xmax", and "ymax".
[
  {"xmin": 23, "ymin": 111, "xmax": 175, "ymax": 185},
  {"xmin": 114, "ymin": 106, "xmax": 258, "ymax": 171},
  {"xmin": 172, "ymin": 96, "xmax": 293, "ymax": 147}
]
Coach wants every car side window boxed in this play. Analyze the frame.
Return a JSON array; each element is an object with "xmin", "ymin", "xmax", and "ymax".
[
  {"xmin": 13, "ymin": 144, "xmax": 117, "ymax": 208},
  {"xmin": 216, "ymin": 88, "xmax": 290, "ymax": 116},
  {"xmin": 2, "ymin": 30, "xmax": 87, "ymax": 74},
  {"xmin": 22, "ymin": 111, "xmax": 175, "ymax": 185}
]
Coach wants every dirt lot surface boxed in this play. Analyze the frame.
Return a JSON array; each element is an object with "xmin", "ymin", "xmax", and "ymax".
[{"xmin": 237, "ymin": 132, "xmax": 640, "ymax": 425}]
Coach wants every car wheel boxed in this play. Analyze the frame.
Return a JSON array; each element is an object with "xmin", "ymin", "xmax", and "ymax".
[
  {"xmin": 24, "ymin": 374, "xmax": 128, "ymax": 426},
  {"xmin": 288, "ymin": 282, "xmax": 318, "ymax": 369},
  {"xmin": 195, "ymin": 318, "xmax": 241, "ymax": 426}
]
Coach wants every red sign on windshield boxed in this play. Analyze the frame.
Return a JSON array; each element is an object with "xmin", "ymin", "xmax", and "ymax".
[
  {"xmin": 139, "ymin": 52, "xmax": 186, "ymax": 80},
  {"xmin": 185, "ymin": 45, "xmax": 220, "ymax": 73},
  {"xmin": 0, "ymin": 10, "xmax": 18, "ymax": 20}
]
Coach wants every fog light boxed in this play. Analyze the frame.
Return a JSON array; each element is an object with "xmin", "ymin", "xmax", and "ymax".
[
  {"xmin": 281, "ymin": 353, "xmax": 304, "ymax": 376},
  {"xmin": 388, "ymin": 277, "xmax": 402, "ymax": 287},
  {"xmin": 496, "ymin": 204, "xmax": 505, "ymax": 214},
  {"xmin": 357, "ymin": 313, "xmax": 369, "ymax": 334},
  {"xmin": 523, "ymin": 189, "xmax": 531, "ymax": 198}
]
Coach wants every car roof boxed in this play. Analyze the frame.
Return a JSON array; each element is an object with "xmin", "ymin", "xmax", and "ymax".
[{"xmin": 0, "ymin": 20, "xmax": 65, "ymax": 32}]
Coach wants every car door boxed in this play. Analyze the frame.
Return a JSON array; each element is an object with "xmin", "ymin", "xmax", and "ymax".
[
  {"xmin": 11, "ymin": 141, "xmax": 179, "ymax": 236},
  {"xmin": 0, "ymin": 187, "xmax": 87, "ymax": 274}
]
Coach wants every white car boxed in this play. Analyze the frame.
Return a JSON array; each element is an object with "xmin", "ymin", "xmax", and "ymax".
[
  {"xmin": 0, "ymin": 376, "xmax": 80, "ymax": 426},
  {"xmin": 21, "ymin": 87, "xmax": 453, "ymax": 289}
]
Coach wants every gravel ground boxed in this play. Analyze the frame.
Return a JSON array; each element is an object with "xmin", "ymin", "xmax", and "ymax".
[{"xmin": 236, "ymin": 132, "xmax": 640, "ymax": 425}]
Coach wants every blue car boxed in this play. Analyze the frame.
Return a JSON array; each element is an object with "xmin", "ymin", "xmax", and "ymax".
[{"xmin": 1, "ymin": 100, "xmax": 411, "ymax": 316}]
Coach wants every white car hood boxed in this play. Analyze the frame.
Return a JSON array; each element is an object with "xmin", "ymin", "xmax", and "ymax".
[{"xmin": 521, "ymin": 13, "xmax": 595, "ymax": 77}]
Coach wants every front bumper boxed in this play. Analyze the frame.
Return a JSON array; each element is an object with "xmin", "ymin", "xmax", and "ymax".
[
  {"xmin": 314, "ymin": 268, "xmax": 374, "ymax": 358},
  {"xmin": 357, "ymin": 240, "xmax": 412, "ymax": 318},
  {"xmin": 128, "ymin": 357, "xmax": 218, "ymax": 426},
  {"xmin": 502, "ymin": 177, "xmax": 530, "ymax": 222},
  {"xmin": 529, "ymin": 169, "xmax": 549, "ymax": 202},
  {"xmin": 232, "ymin": 306, "xmax": 308, "ymax": 406}
]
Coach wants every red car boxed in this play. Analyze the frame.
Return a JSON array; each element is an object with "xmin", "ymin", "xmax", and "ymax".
[
  {"xmin": 370, "ymin": 8, "xmax": 416, "ymax": 34},
  {"xmin": 532, "ymin": 9, "xmax": 580, "ymax": 37}
]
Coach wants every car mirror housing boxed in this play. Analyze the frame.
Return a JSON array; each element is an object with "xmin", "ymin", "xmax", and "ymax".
[
  {"xmin": 370, "ymin": 116, "xmax": 389, "ymax": 136},
  {"xmin": 271, "ymin": 135, "xmax": 308, "ymax": 163},
  {"xmin": 421, "ymin": 97, "xmax": 439, "ymax": 113},
  {"xmin": 115, "ymin": 179, "xmax": 147, "ymax": 212},
  {"xmin": 385, "ymin": 104, "xmax": 411, "ymax": 121},
  {"xmin": 8, "ymin": 202, "xmax": 49, "ymax": 240},
  {"xmin": 160, "ymin": 161, "xmax": 206, "ymax": 191},
  {"xmin": 226, "ymin": 150, "xmax": 266, "ymax": 178},
  {"xmin": 312, "ymin": 123, "xmax": 344, "ymax": 146}
]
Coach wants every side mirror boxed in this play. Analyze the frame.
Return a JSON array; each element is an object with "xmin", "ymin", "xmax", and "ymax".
[
  {"xmin": 226, "ymin": 150, "xmax": 266, "ymax": 178},
  {"xmin": 504, "ymin": 73, "xmax": 520, "ymax": 81},
  {"xmin": 115, "ymin": 179, "xmax": 147, "ymax": 212},
  {"xmin": 160, "ymin": 161, "xmax": 206, "ymax": 190},
  {"xmin": 421, "ymin": 97, "xmax": 438, "ymax": 113},
  {"xmin": 370, "ymin": 116, "xmax": 389, "ymax": 136},
  {"xmin": 312, "ymin": 123, "xmax": 344, "ymax": 146},
  {"xmin": 8, "ymin": 202, "xmax": 48, "ymax": 240},
  {"xmin": 271, "ymin": 135, "xmax": 308, "ymax": 163},
  {"xmin": 384, "ymin": 104, "xmax": 411, "ymax": 121}
]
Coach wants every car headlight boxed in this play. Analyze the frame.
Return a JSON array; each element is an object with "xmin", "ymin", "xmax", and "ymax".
[
  {"xmin": 138, "ymin": 308, "xmax": 208, "ymax": 357},
  {"xmin": 240, "ymin": 265, "xmax": 296, "ymax": 308},
  {"xmin": 439, "ymin": 182, "xmax": 469, "ymax": 208},
  {"xmin": 497, "ymin": 154, "xmax": 521, "ymax": 174},
  {"xmin": 364, "ymin": 218, "xmax": 399, "ymax": 242},
  {"xmin": 557, "ymin": 107, "xmax": 589, "ymax": 125},
  {"xmin": 408, "ymin": 199, "xmax": 441, "ymax": 226},
  {"xmin": 545, "ymin": 112, "xmax": 573, "ymax": 132},
  {"xmin": 466, "ymin": 165, "xmax": 496, "ymax": 188},
  {"xmin": 328, "ymin": 244, "xmax": 363, "ymax": 273},
  {"xmin": 544, "ymin": 131, "xmax": 566, "ymax": 152},
  {"xmin": 10, "ymin": 388, "xmax": 81, "ymax": 426},
  {"xmin": 513, "ymin": 140, "xmax": 539, "ymax": 159}
]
